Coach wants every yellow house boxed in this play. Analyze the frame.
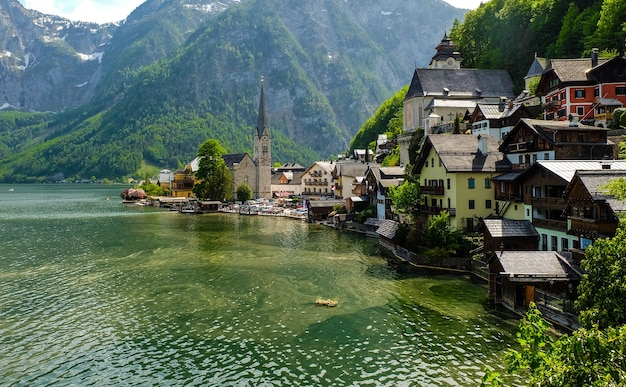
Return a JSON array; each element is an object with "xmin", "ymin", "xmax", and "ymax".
[
  {"xmin": 170, "ymin": 164, "xmax": 196, "ymax": 198},
  {"xmin": 414, "ymin": 134, "xmax": 512, "ymax": 232}
]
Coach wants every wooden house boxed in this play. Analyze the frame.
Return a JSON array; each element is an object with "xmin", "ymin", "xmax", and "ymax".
[
  {"xmin": 364, "ymin": 166, "xmax": 405, "ymax": 220},
  {"xmin": 488, "ymin": 250, "xmax": 582, "ymax": 329},
  {"xmin": 482, "ymin": 218, "xmax": 539, "ymax": 257},
  {"xmin": 537, "ymin": 53, "xmax": 626, "ymax": 125},
  {"xmin": 564, "ymin": 169, "xmax": 626, "ymax": 261},
  {"xmin": 498, "ymin": 118, "xmax": 615, "ymax": 171},
  {"xmin": 470, "ymin": 101, "xmax": 534, "ymax": 141}
]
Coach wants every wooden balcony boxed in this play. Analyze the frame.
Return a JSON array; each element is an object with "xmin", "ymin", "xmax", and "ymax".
[
  {"xmin": 568, "ymin": 217, "xmax": 619, "ymax": 237},
  {"xmin": 532, "ymin": 217, "xmax": 568, "ymax": 232},
  {"xmin": 420, "ymin": 205, "xmax": 456, "ymax": 217},
  {"xmin": 421, "ymin": 185, "xmax": 445, "ymax": 195},
  {"xmin": 532, "ymin": 196, "xmax": 566, "ymax": 208}
]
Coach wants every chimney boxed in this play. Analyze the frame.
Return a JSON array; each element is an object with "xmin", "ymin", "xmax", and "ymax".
[
  {"xmin": 592, "ymin": 48, "xmax": 599, "ymax": 67},
  {"xmin": 498, "ymin": 97, "xmax": 506, "ymax": 112},
  {"xmin": 477, "ymin": 134, "xmax": 488, "ymax": 155}
]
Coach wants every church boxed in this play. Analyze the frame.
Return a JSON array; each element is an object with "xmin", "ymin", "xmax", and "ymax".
[{"xmin": 223, "ymin": 78, "xmax": 272, "ymax": 200}]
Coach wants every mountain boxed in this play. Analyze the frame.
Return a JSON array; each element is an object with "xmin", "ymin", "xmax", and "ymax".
[{"xmin": 0, "ymin": 0, "xmax": 466, "ymax": 182}]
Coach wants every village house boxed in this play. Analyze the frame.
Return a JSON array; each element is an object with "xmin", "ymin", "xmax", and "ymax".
[
  {"xmin": 301, "ymin": 161, "xmax": 335, "ymax": 198},
  {"xmin": 487, "ymin": 250, "xmax": 582, "ymax": 330},
  {"xmin": 493, "ymin": 160, "xmax": 626, "ymax": 252},
  {"xmin": 564, "ymin": 169, "xmax": 626, "ymax": 261},
  {"xmin": 364, "ymin": 165, "xmax": 405, "ymax": 220},
  {"xmin": 414, "ymin": 134, "xmax": 511, "ymax": 232},
  {"xmin": 331, "ymin": 161, "xmax": 374, "ymax": 200},
  {"xmin": 537, "ymin": 51, "xmax": 626, "ymax": 125},
  {"xmin": 498, "ymin": 117, "xmax": 615, "ymax": 171},
  {"xmin": 470, "ymin": 101, "xmax": 534, "ymax": 141},
  {"xmin": 482, "ymin": 218, "xmax": 539, "ymax": 258},
  {"xmin": 271, "ymin": 163, "xmax": 304, "ymax": 199}
]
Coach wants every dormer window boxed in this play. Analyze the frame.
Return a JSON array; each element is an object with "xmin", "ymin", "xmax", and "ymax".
[{"xmin": 443, "ymin": 87, "xmax": 450, "ymax": 96}]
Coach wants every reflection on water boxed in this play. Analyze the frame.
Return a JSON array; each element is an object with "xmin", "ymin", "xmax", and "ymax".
[{"xmin": 0, "ymin": 185, "xmax": 522, "ymax": 385}]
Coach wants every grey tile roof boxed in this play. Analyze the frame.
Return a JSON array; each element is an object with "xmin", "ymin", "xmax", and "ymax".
[
  {"xmin": 525, "ymin": 56, "xmax": 548, "ymax": 78},
  {"xmin": 420, "ymin": 134, "xmax": 509, "ymax": 173},
  {"xmin": 548, "ymin": 58, "xmax": 609, "ymax": 82},
  {"xmin": 476, "ymin": 103, "xmax": 525, "ymax": 120},
  {"xmin": 405, "ymin": 68, "xmax": 515, "ymax": 100},
  {"xmin": 494, "ymin": 251, "xmax": 581, "ymax": 280},
  {"xmin": 335, "ymin": 162, "xmax": 375, "ymax": 177},
  {"xmin": 376, "ymin": 220, "xmax": 399, "ymax": 239},
  {"xmin": 484, "ymin": 218, "xmax": 539, "ymax": 238},
  {"xmin": 575, "ymin": 170, "xmax": 626, "ymax": 212}
]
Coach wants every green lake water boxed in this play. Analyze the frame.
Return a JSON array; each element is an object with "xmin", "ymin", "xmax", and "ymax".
[{"xmin": 0, "ymin": 185, "xmax": 523, "ymax": 386}]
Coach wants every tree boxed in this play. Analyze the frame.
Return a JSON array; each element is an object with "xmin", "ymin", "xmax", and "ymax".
[
  {"xmin": 423, "ymin": 211, "xmax": 462, "ymax": 257},
  {"xmin": 484, "ymin": 304, "xmax": 626, "ymax": 387},
  {"xmin": 192, "ymin": 139, "xmax": 233, "ymax": 201},
  {"xmin": 236, "ymin": 183, "xmax": 253, "ymax": 202},
  {"xmin": 576, "ymin": 227, "xmax": 626, "ymax": 330},
  {"xmin": 389, "ymin": 180, "xmax": 421, "ymax": 220}
]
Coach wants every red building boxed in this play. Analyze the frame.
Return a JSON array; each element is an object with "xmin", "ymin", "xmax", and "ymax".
[{"xmin": 537, "ymin": 51, "xmax": 626, "ymax": 125}]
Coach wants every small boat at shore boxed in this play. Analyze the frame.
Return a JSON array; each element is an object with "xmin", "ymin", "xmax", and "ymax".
[{"xmin": 315, "ymin": 297, "xmax": 338, "ymax": 307}]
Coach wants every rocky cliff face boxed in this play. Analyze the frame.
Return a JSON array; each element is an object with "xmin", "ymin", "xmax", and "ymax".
[{"xmin": 0, "ymin": 0, "xmax": 117, "ymax": 110}]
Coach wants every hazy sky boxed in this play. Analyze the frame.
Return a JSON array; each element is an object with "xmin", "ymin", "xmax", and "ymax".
[{"xmin": 17, "ymin": 0, "xmax": 486, "ymax": 24}]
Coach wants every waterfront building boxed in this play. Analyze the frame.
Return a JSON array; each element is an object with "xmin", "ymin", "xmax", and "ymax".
[
  {"xmin": 301, "ymin": 161, "xmax": 334, "ymax": 198},
  {"xmin": 413, "ymin": 134, "xmax": 511, "ymax": 232}
]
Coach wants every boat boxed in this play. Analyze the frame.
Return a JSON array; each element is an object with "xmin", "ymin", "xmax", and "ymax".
[
  {"xmin": 315, "ymin": 297, "xmax": 338, "ymax": 307},
  {"xmin": 8, "ymin": 188, "xmax": 14, "ymax": 192}
]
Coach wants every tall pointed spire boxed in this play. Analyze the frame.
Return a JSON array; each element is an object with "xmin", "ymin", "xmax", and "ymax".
[{"xmin": 256, "ymin": 76, "xmax": 268, "ymax": 138}]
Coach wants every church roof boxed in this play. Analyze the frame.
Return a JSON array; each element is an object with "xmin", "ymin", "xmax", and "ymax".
[
  {"xmin": 404, "ymin": 68, "xmax": 514, "ymax": 101},
  {"xmin": 223, "ymin": 153, "xmax": 252, "ymax": 168},
  {"xmin": 256, "ymin": 80, "xmax": 269, "ymax": 138}
]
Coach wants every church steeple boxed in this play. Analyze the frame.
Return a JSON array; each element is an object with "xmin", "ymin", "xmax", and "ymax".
[
  {"xmin": 256, "ymin": 76, "xmax": 269, "ymax": 139},
  {"xmin": 429, "ymin": 32, "xmax": 463, "ymax": 69},
  {"xmin": 253, "ymin": 76, "xmax": 271, "ymax": 199}
]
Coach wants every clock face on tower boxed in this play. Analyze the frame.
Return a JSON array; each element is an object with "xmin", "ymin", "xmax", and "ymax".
[
  {"xmin": 262, "ymin": 135, "xmax": 267, "ymax": 141},
  {"xmin": 446, "ymin": 58, "xmax": 454, "ymax": 66}
]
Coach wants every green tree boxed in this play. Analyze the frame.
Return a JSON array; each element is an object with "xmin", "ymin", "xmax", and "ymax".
[
  {"xmin": 192, "ymin": 139, "xmax": 233, "ymax": 201},
  {"xmin": 389, "ymin": 180, "xmax": 421, "ymax": 220},
  {"xmin": 483, "ymin": 304, "xmax": 626, "ymax": 387},
  {"xmin": 576, "ymin": 227, "xmax": 626, "ymax": 330},
  {"xmin": 423, "ymin": 211, "xmax": 462, "ymax": 257},
  {"xmin": 236, "ymin": 183, "xmax": 253, "ymax": 202}
]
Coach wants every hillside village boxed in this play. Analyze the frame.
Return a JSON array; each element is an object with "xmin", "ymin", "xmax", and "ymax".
[{"xmin": 152, "ymin": 35, "xmax": 626, "ymax": 330}]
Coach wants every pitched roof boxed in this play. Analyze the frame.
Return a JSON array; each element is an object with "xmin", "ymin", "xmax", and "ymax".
[
  {"xmin": 376, "ymin": 220, "xmax": 399, "ymax": 239},
  {"xmin": 483, "ymin": 218, "xmax": 539, "ymax": 238},
  {"xmin": 525, "ymin": 56, "xmax": 549, "ymax": 78},
  {"xmin": 547, "ymin": 58, "xmax": 609, "ymax": 83},
  {"xmin": 573, "ymin": 170, "xmax": 626, "ymax": 212},
  {"xmin": 416, "ymin": 134, "xmax": 511, "ymax": 173},
  {"xmin": 222, "ymin": 153, "xmax": 251, "ymax": 168},
  {"xmin": 405, "ymin": 68, "xmax": 514, "ymax": 100},
  {"xmin": 334, "ymin": 161, "xmax": 373, "ymax": 177},
  {"xmin": 475, "ymin": 102, "xmax": 527, "ymax": 120},
  {"xmin": 491, "ymin": 251, "xmax": 581, "ymax": 281},
  {"xmin": 532, "ymin": 160, "xmax": 626, "ymax": 182}
]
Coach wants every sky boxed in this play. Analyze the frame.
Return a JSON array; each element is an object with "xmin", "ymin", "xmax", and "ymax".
[{"xmin": 17, "ymin": 0, "xmax": 486, "ymax": 24}]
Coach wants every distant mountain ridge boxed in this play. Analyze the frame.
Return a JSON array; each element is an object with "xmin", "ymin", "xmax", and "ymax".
[{"xmin": 0, "ymin": 0, "xmax": 466, "ymax": 181}]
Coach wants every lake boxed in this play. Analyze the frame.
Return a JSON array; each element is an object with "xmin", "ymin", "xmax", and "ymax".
[{"xmin": 0, "ymin": 184, "xmax": 523, "ymax": 386}]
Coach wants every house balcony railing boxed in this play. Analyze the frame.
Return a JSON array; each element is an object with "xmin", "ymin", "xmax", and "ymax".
[
  {"xmin": 543, "ymin": 100, "xmax": 562, "ymax": 110},
  {"xmin": 421, "ymin": 185, "xmax": 445, "ymax": 195},
  {"xmin": 594, "ymin": 112, "xmax": 612, "ymax": 121},
  {"xmin": 568, "ymin": 217, "xmax": 619, "ymax": 236},
  {"xmin": 513, "ymin": 162, "xmax": 530, "ymax": 171},
  {"xmin": 532, "ymin": 196, "xmax": 565, "ymax": 208},
  {"xmin": 420, "ymin": 205, "xmax": 456, "ymax": 217},
  {"xmin": 532, "ymin": 217, "xmax": 568, "ymax": 232}
]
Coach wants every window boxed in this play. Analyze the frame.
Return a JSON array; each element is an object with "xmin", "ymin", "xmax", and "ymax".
[
  {"xmin": 560, "ymin": 92, "xmax": 565, "ymax": 100},
  {"xmin": 500, "ymin": 181, "xmax": 506, "ymax": 193},
  {"xmin": 484, "ymin": 178, "xmax": 491, "ymax": 188},
  {"xmin": 486, "ymin": 200, "xmax": 492, "ymax": 209},
  {"xmin": 577, "ymin": 106, "xmax": 584, "ymax": 116},
  {"xmin": 575, "ymin": 89, "xmax": 586, "ymax": 98},
  {"xmin": 551, "ymin": 236, "xmax": 558, "ymax": 251},
  {"xmin": 468, "ymin": 178, "xmax": 475, "ymax": 189},
  {"xmin": 544, "ymin": 152, "xmax": 550, "ymax": 160},
  {"xmin": 562, "ymin": 238, "xmax": 569, "ymax": 251},
  {"xmin": 447, "ymin": 178, "xmax": 451, "ymax": 190},
  {"xmin": 469, "ymin": 200, "xmax": 475, "ymax": 209},
  {"xmin": 431, "ymin": 158, "xmax": 435, "ymax": 167},
  {"xmin": 617, "ymin": 86, "xmax": 626, "ymax": 96}
]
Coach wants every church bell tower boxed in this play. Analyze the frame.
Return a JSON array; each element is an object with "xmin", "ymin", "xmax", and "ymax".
[{"xmin": 253, "ymin": 77, "xmax": 272, "ymax": 199}]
